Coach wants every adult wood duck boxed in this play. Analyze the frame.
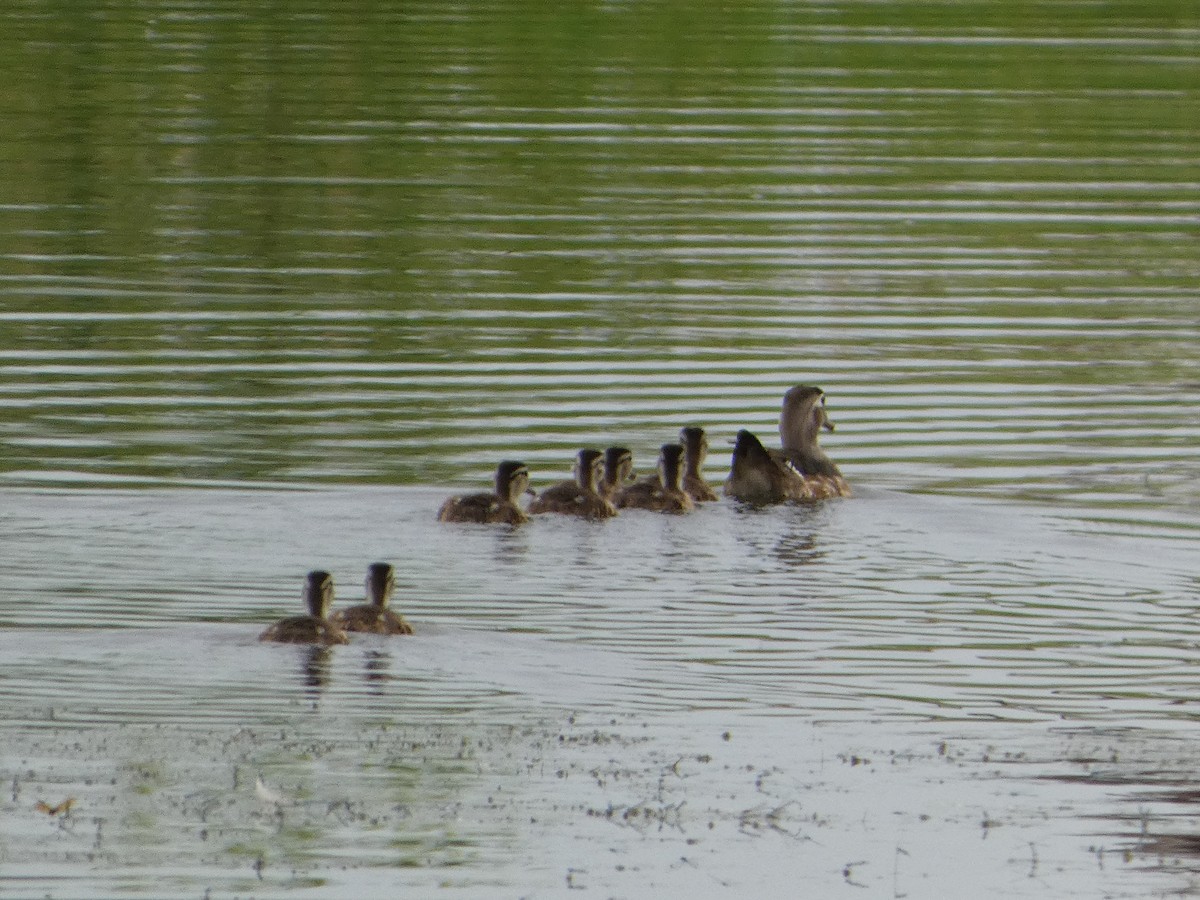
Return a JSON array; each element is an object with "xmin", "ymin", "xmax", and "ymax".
[
  {"xmin": 777, "ymin": 385, "xmax": 851, "ymax": 498},
  {"xmin": 437, "ymin": 461, "xmax": 532, "ymax": 525},
  {"xmin": 617, "ymin": 443, "xmax": 695, "ymax": 513},
  {"xmin": 330, "ymin": 562, "xmax": 414, "ymax": 635},
  {"xmin": 678, "ymin": 426, "xmax": 719, "ymax": 502},
  {"xmin": 529, "ymin": 448, "xmax": 618, "ymax": 519},
  {"xmin": 259, "ymin": 570, "xmax": 350, "ymax": 646},
  {"xmin": 723, "ymin": 429, "xmax": 814, "ymax": 505}
]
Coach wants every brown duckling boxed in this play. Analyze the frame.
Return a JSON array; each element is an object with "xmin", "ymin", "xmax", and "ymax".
[
  {"xmin": 529, "ymin": 448, "xmax": 618, "ymax": 519},
  {"xmin": 617, "ymin": 443, "xmax": 695, "ymax": 513},
  {"xmin": 724, "ymin": 429, "xmax": 814, "ymax": 505},
  {"xmin": 259, "ymin": 570, "xmax": 350, "ymax": 646},
  {"xmin": 679, "ymin": 426, "xmax": 719, "ymax": 502},
  {"xmin": 330, "ymin": 562, "xmax": 414, "ymax": 635},
  {"xmin": 438, "ymin": 461, "xmax": 531, "ymax": 525},
  {"xmin": 777, "ymin": 385, "xmax": 851, "ymax": 498}
]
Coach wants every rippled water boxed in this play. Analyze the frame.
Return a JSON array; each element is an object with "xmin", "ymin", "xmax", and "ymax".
[{"xmin": 1, "ymin": 0, "xmax": 1199, "ymax": 896}]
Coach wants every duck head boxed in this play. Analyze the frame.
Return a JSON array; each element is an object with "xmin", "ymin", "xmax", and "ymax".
[
  {"xmin": 365, "ymin": 562, "xmax": 394, "ymax": 608},
  {"xmin": 302, "ymin": 570, "xmax": 335, "ymax": 618},
  {"xmin": 779, "ymin": 385, "xmax": 834, "ymax": 452},
  {"xmin": 495, "ymin": 460, "xmax": 531, "ymax": 502},
  {"xmin": 604, "ymin": 447, "xmax": 635, "ymax": 490},
  {"xmin": 678, "ymin": 426, "xmax": 709, "ymax": 471},
  {"xmin": 573, "ymin": 448, "xmax": 606, "ymax": 494},
  {"xmin": 658, "ymin": 443, "xmax": 686, "ymax": 491}
]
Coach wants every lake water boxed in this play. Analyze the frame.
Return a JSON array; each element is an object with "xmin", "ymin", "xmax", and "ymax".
[{"xmin": 1, "ymin": 1, "xmax": 1198, "ymax": 897}]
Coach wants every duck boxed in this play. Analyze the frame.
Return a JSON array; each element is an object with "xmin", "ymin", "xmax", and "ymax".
[
  {"xmin": 617, "ymin": 443, "xmax": 695, "ymax": 513},
  {"xmin": 776, "ymin": 385, "xmax": 851, "ymax": 498},
  {"xmin": 330, "ymin": 562, "xmax": 414, "ymax": 635},
  {"xmin": 259, "ymin": 570, "xmax": 350, "ymax": 645},
  {"xmin": 437, "ymin": 461, "xmax": 531, "ymax": 525},
  {"xmin": 723, "ymin": 429, "xmax": 814, "ymax": 505},
  {"xmin": 678, "ymin": 426, "xmax": 719, "ymax": 502},
  {"xmin": 528, "ymin": 448, "xmax": 619, "ymax": 519}
]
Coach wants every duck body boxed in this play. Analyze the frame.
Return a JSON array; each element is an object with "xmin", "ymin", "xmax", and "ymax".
[
  {"xmin": 679, "ymin": 426, "xmax": 719, "ymax": 502},
  {"xmin": 614, "ymin": 475, "xmax": 657, "ymax": 509},
  {"xmin": 332, "ymin": 606, "xmax": 412, "ymax": 635},
  {"xmin": 438, "ymin": 461, "xmax": 531, "ymax": 524},
  {"xmin": 259, "ymin": 616, "xmax": 349, "ymax": 645},
  {"xmin": 260, "ymin": 570, "xmax": 350, "ymax": 646},
  {"xmin": 527, "ymin": 478, "xmax": 583, "ymax": 512},
  {"xmin": 529, "ymin": 449, "xmax": 618, "ymax": 520},
  {"xmin": 438, "ymin": 492, "xmax": 529, "ymax": 525},
  {"xmin": 330, "ymin": 562, "xmax": 414, "ymax": 635},
  {"xmin": 724, "ymin": 430, "xmax": 814, "ymax": 505}
]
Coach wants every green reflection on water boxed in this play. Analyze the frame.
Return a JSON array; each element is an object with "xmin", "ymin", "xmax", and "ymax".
[{"xmin": 0, "ymin": 1, "xmax": 1197, "ymax": 502}]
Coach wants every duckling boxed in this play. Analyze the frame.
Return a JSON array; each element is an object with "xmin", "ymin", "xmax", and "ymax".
[
  {"xmin": 777, "ymin": 385, "xmax": 851, "ymax": 498},
  {"xmin": 617, "ymin": 443, "xmax": 695, "ymax": 513},
  {"xmin": 679, "ymin": 426, "xmax": 719, "ymax": 502},
  {"xmin": 438, "ymin": 461, "xmax": 531, "ymax": 525},
  {"xmin": 600, "ymin": 446, "xmax": 636, "ymax": 503},
  {"xmin": 724, "ymin": 429, "xmax": 814, "ymax": 505},
  {"xmin": 330, "ymin": 562, "xmax": 414, "ymax": 635},
  {"xmin": 259, "ymin": 570, "xmax": 350, "ymax": 646},
  {"xmin": 529, "ymin": 448, "xmax": 618, "ymax": 519}
]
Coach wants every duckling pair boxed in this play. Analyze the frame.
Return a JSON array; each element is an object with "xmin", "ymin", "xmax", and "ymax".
[
  {"xmin": 528, "ymin": 448, "xmax": 619, "ymax": 519},
  {"xmin": 259, "ymin": 564, "xmax": 413, "ymax": 646},
  {"xmin": 724, "ymin": 385, "xmax": 851, "ymax": 504}
]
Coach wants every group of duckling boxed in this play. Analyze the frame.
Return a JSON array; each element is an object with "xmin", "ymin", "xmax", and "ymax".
[
  {"xmin": 259, "ymin": 563, "xmax": 412, "ymax": 646},
  {"xmin": 261, "ymin": 385, "xmax": 848, "ymax": 646},
  {"xmin": 437, "ymin": 384, "xmax": 850, "ymax": 523}
]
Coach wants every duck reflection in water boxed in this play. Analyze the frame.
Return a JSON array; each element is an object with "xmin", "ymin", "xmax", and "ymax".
[
  {"xmin": 438, "ymin": 461, "xmax": 532, "ymax": 525},
  {"xmin": 259, "ymin": 570, "xmax": 349, "ymax": 646},
  {"xmin": 330, "ymin": 562, "xmax": 414, "ymax": 635},
  {"xmin": 362, "ymin": 650, "xmax": 391, "ymax": 692},
  {"xmin": 302, "ymin": 645, "xmax": 333, "ymax": 693}
]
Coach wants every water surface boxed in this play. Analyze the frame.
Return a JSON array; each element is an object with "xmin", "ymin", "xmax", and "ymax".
[{"xmin": 1, "ymin": 0, "xmax": 1199, "ymax": 896}]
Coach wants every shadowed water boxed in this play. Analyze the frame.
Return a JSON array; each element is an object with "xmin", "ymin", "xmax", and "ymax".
[{"xmin": 1, "ymin": 0, "xmax": 1199, "ymax": 896}]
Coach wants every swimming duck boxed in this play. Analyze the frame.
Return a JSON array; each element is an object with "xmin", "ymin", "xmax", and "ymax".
[
  {"xmin": 330, "ymin": 562, "xmax": 414, "ymax": 635},
  {"xmin": 617, "ymin": 443, "xmax": 695, "ymax": 513},
  {"xmin": 529, "ymin": 448, "xmax": 618, "ymax": 519},
  {"xmin": 723, "ymin": 429, "xmax": 814, "ymax": 505},
  {"xmin": 259, "ymin": 570, "xmax": 350, "ymax": 645},
  {"xmin": 777, "ymin": 385, "xmax": 851, "ymax": 498},
  {"xmin": 679, "ymin": 426, "xmax": 719, "ymax": 502},
  {"xmin": 437, "ymin": 461, "xmax": 531, "ymax": 525}
]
